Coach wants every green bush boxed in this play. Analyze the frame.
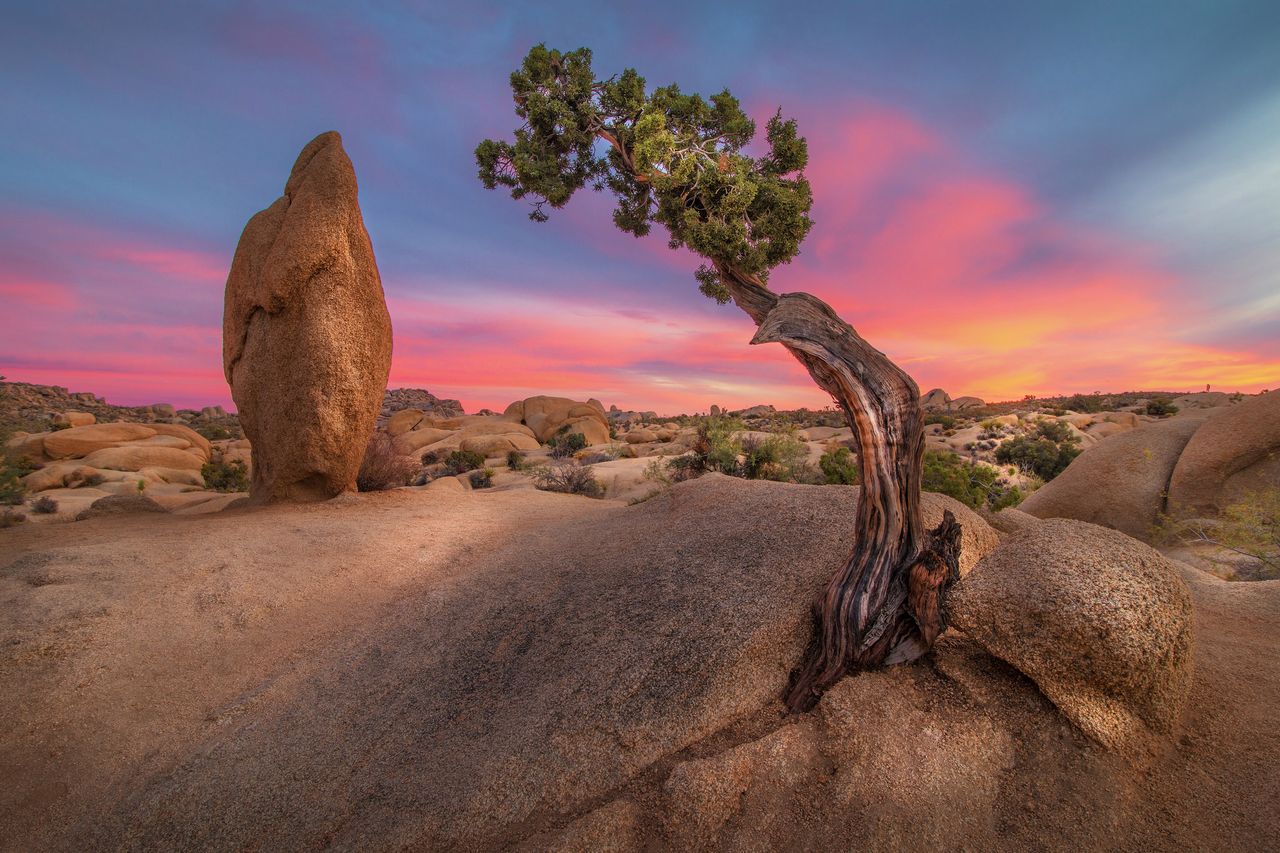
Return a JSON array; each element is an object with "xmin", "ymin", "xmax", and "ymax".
[
  {"xmin": 923, "ymin": 450, "xmax": 1024, "ymax": 511},
  {"xmin": 1063, "ymin": 393, "xmax": 1105, "ymax": 413},
  {"xmin": 202, "ymin": 459, "xmax": 249, "ymax": 493},
  {"xmin": 196, "ymin": 423, "xmax": 232, "ymax": 441},
  {"xmin": 924, "ymin": 414, "xmax": 956, "ymax": 429},
  {"xmin": 738, "ymin": 432, "xmax": 808, "ymax": 481},
  {"xmin": 1146, "ymin": 398, "xmax": 1179, "ymax": 417},
  {"xmin": 469, "ymin": 468, "xmax": 494, "ymax": 489},
  {"xmin": 443, "ymin": 449, "xmax": 486, "ymax": 475},
  {"xmin": 819, "ymin": 447, "xmax": 859, "ymax": 485},
  {"xmin": 994, "ymin": 430, "xmax": 1080, "ymax": 481},
  {"xmin": 506, "ymin": 449, "xmax": 527, "ymax": 470},
  {"xmin": 549, "ymin": 431, "xmax": 588, "ymax": 458}
]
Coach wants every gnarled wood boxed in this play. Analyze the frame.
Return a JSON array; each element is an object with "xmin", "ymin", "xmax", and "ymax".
[{"xmin": 719, "ymin": 272, "xmax": 956, "ymax": 711}]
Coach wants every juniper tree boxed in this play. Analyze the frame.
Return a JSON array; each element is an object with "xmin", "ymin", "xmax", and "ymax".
[{"xmin": 476, "ymin": 45, "xmax": 960, "ymax": 711}]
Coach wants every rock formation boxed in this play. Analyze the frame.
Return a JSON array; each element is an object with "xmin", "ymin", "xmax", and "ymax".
[
  {"xmin": 1167, "ymin": 391, "xmax": 1280, "ymax": 515},
  {"xmin": 1020, "ymin": 416, "xmax": 1204, "ymax": 539},
  {"xmin": 222, "ymin": 131, "xmax": 392, "ymax": 503},
  {"xmin": 504, "ymin": 396, "xmax": 611, "ymax": 445}
]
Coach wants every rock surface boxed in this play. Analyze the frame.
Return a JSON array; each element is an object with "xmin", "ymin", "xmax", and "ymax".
[
  {"xmin": 950, "ymin": 518, "xmax": 1194, "ymax": 750},
  {"xmin": 1167, "ymin": 391, "xmax": 1280, "ymax": 515},
  {"xmin": 506, "ymin": 396, "xmax": 611, "ymax": 445},
  {"xmin": 1, "ymin": 478, "xmax": 1275, "ymax": 851},
  {"xmin": 222, "ymin": 131, "xmax": 392, "ymax": 503}
]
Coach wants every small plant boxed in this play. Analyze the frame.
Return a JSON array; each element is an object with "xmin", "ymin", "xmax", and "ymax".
[
  {"xmin": 32, "ymin": 495, "xmax": 59, "ymax": 514},
  {"xmin": 0, "ymin": 469, "xmax": 25, "ymax": 506},
  {"xmin": 469, "ymin": 468, "xmax": 494, "ymax": 489},
  {"xmin": 924, "ymin": 414, "xmax": 956, "ymax": 429},
  {"xmin": 201, "ymin": 459, "xmax": 250, "ymax": 493},
  {"xmin": 549, "ymin": 431, "xmax": 589, "ymax": 458},
  {"xmin": 506, "ymin": 449, "xmax": 527, "ymax": 470},
  {"xmin": 357, "ymin": 432, "xmax": 420, "ymax": 491},
  {"xmin": 1146, "ymin": 397, "xmax": 1179, "ymax": 417},
  {"xmin": 0, "ymin": 508, "xmax": 26, "ymax": 528},
  {"xmin": 196, "ymin": 423, "xmax": 233, "ymax": 441},
  {"xmin": 1158, "ymin": 488, "xmax": 1279, "ymax": 579},
  {"xmin": 534, "ymin": 460, "xmax": 604, "ymax": 497},
  {"xmin": 443, "ymin": 449, "xmax": 486, "ymax": 475},
  {"xmin": 137, "ymin": 479, "xmax": 146, "ymax": 493},
  {"xmin": 819, "ymin": 447, "xmax": 859, "ymax": 485},
  {"xmin": 738, "ymin": 432, "xmax": 809, "ymax": 481}
]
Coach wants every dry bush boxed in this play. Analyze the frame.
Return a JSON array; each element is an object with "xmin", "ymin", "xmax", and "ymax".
[
  {"xmin": 32, "ymin": 495, "xmax": 59, "ymax": 514},
  {"xmin": 534, "ymin": 460, "xmax": 603, "ymax": 498},
  {"xmin": 0, "ymin": 508, "xmax": 26, "ymax": 528},
  {"xmin": 358, "ymin": 432, "xmax": 420, "ymax": 492}
]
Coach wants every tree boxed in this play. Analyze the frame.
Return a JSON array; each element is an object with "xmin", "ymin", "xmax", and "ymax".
[{"xmin": 476, "ymin": 45, "xmax": 960, "ymax": 711}]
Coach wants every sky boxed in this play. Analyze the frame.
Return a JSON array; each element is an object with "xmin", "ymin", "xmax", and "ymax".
[{"xmin": 2, "ymin": 1, "xmax": 1278, "ymax": 415}]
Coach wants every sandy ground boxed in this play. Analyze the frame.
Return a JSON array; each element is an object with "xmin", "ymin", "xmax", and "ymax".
[{"xmin": 1, "ymin": 477, "xmax": 1277, "ymax": 850}]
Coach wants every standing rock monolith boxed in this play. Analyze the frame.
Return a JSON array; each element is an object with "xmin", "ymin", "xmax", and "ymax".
[{"xmin": 223, "ymin": 131, "xmax": 392, "ymax": 503}]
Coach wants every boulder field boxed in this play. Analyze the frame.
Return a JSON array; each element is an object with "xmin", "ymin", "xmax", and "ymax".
[{"xmin": 1, "ymin": 475, "xmax": 1274, "ymax": 850}]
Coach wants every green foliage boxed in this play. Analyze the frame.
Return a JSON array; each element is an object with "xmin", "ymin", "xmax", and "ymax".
[
  {"xmin": 922, "ymin": 450, "xmax": 1025, "ymax": 511},
  {"xmin": 0, "ymin": 468, "xmax": 25, "ymax": 505},
  {"xmin": 202, "ymin": 459, "xmax": 250, "ymax": 493},
  {"xmin": 738, "ymin": 432, "xmax": 808, "ymax": 481},
  {"xmin": 1063, "ymin": 393, "xmax": 1105, "ymax": 413},
  {"xmin": 924, "ymin": 414, "xmax": 956, "ymax": 429},
  {"xmin": 506, "ymin": 449, "xmax": 527, "ymax": 470},
  {"xmin": 197, "ymin": 423, "xmax": 232, "ymax": 441},
  {"xmin": 477, "ymin": 44, "xmax": 814, "ymax": 301},
  {"xmin": 1146, "ymin": 397, "xmax": 1179, "ymax": 417},
  {"xmin": 994, "ymin": 422, "xmax": 1081, "ymax": 482},
  {"xmin": 549, "ymin": 431, "xmax": 589, "ymax": 458},
  {"xmin": 469, "ymin": 468, "xmax": 494, "ymax": 489},
  {"xmin": 443, "ymin": 450, "xmax": 486, "ymax": 475},
  {"xmin": 819, "ymin": 447, "xmax": 859, "ymax": 485}
]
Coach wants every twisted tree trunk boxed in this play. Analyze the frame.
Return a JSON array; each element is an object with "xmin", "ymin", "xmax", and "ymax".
[{"xmin": 716, "ymin": 265, "xmax": 959, "ymax": 711}]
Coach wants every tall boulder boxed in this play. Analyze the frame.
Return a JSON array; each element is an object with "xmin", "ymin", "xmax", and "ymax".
[
  {"xmin": 1166, "ymin": 391, "xmax": 1280, "ymax": 515},
  {"xmin": 920, "ymin": 388, "xmax": 951, "ymax": 411},
  {"xmin": 223, "ymin": 131, "xmax": 392, "ymax": 503}
]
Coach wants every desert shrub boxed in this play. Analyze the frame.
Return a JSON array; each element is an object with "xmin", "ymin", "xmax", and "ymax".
[
  {"xmin": 1159, "ymin": 488, "xmax": 1279, "ymax": 579},
  {"xmin": 201, "ymin": 459, "xmax": 250, "ymax": 493},
  {"xmin": 506, "ymin": 449, "xmax": 527, "ymax": 470},
  {"xmin": 995, "ymin": 421, "xmax": 1081, "ymax": 481},
  {"xmin": 922, "ymin": 450, "xmax": 1024, "ymax": 511},
  {"xmin": 1146, "ymin": 397, "xmax": 1179, "ymax": 417},
  {"xmin": 578, "ymin": 448, "xmax": 620, "ymax": 465},
  {"xmin": 442, "ymin": 449, "xmax": 486, "ymax": 475},
  {"xmin": 1063, "ymin": 393, "xmax": 1105, "ymax": 414},
  {"xmin": 924, "ymin": 414, "xmax": 956, "ymax": 429},
  {"xmin": 0, "ymin": 466, "xmax": 25, "ymax": 505},
  {"xmin": 819, "ymin": 447, "xmax": 859, "ymax": 485},
  {"xmin": 469, "ymin": 468, "xmax": 494, "ymax": 489},
  {"xmin": 549, "ymin": 431, "xmax": 589, "ymax": 458},
  {"xmin": 0, "ymin": 508, "xmax": 26, "ymax": 528},
  {"xmin": 357, "ymin": 432, "xmax": 419, "ymax": 491},
  {"xmin": 534, "ymin": 461, "xmax": 604, "ymax": 498},
  {"xmin": 196, "ymin": 423, "xmax": 232, "ymax": 441},
  {"xmin": 32, "ymin": 495, "xmax": 59, "ymax": 514},
  {"xmin": 738, "ymin": 432, "xmax": 808, "ymax": 481}
]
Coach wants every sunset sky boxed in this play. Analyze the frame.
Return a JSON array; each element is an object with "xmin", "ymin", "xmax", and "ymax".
[{"xmin": 2, "ymin": 1, "xmax": 1278, "ymax": 414}]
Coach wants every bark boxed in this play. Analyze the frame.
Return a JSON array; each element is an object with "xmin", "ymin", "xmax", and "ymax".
[{"xmin": 716, "ymin": 265, "xmax": 959, "ymax": 712}]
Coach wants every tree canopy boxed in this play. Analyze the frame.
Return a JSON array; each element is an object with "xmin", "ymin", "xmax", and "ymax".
[{"xmin": 475, "ymin": 44, "xmax": 814, "ymax": 303}]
